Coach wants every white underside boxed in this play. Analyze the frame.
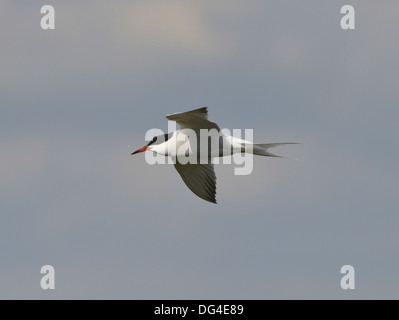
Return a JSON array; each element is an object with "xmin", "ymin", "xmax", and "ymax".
[{"xmin": 149, "ymin": 130, "xmax": 253, "ymax": 159}]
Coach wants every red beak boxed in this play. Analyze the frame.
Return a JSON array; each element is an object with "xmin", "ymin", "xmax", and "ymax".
[{"xmin": 131, "ymin": 146, "xmax": 150, "ymax": 155}]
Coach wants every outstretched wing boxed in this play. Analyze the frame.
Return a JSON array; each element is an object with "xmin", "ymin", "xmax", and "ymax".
[
  {"xmin": 166, "ymin": 107, "xmax": 220, "ymax": 131},
  {"xmin": 174, "ymin": 162, "xmax": 217, "ymax": 204}
]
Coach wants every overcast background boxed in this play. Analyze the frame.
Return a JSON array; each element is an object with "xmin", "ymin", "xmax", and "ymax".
[{"xmin": 1, "ymin": 1, "xmax": 398, "ymax": 299}]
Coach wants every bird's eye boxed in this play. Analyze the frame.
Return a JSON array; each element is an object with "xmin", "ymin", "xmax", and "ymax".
[{"xmin": 147, "ymin": 136, "xmax": 157, "ymax": 146}]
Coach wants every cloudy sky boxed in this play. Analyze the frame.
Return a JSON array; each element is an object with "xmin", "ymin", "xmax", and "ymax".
[{"xmin": 1, "ymin": 1, "xmax": 398, "ymax": 299}]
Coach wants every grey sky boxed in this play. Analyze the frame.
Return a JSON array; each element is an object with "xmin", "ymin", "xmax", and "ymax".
[{"xmin": 1, "ymin": 1, "xmax": 399, "ymax": 299}]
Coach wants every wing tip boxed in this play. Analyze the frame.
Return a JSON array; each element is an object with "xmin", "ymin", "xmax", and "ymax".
[
  {"xmin": 193, "ymin": 191, "xmax": 217, "ymax": 204},
  {"xmin": 166, "ymin": 106, "xmax": 209, "ymax": 119},
  {"xmin": 205, "ymin": 198, "xmax": 217, "ymax": 204},
  {"xmin": 207, "ymin": 196, "xmax": 217, "ymax": 204}
]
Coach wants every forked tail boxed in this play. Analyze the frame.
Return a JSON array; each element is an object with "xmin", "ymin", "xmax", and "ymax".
[{"xmin": 250, "ymin": 143, "xmax": 298, "ymax": 157}]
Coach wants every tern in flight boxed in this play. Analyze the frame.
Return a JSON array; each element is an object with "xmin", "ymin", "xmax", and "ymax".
[{"xmin": 132, "ymin": 107, "xmax": 296, "ymax": 203}]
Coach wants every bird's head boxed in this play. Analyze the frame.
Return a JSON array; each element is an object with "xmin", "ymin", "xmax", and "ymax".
[
  {"xmin": 131, "ymin": 145, "xmax": 152, "ymax": 155},
  {"xmin": 131, "ymin": 136, "xmax": 157, "ymax": 155}
]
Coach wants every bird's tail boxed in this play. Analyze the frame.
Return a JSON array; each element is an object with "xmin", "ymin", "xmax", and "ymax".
[{"xmin": 250, "ymin": 143, "xmax": 298, "ymax": 157}]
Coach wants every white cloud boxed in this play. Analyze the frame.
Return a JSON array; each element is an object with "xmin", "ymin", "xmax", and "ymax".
[
  {"xmin": 0, "ymin": 1, "xmax": 237, "ymax": 95},
  {"xmin": 118, "ymin": 1, "xmax": 227, "ymax": 61}
]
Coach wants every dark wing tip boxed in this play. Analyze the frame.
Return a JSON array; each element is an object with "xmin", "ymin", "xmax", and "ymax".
[
  {"xmin": 204, "ymin": 195, "xmax": 217, "ymax": 204},
  {"xmin": 166, "ymin": 106, "xmax": 209, "ymax": 120},
  {"xmin": 187, "ymin": 106, "xmax": 208, "ymax": 114}
]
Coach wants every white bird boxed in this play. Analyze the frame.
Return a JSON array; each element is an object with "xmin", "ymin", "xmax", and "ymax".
[{"xmin": 132, "ymin": 107, "xmax": 296, "ymax": 203}]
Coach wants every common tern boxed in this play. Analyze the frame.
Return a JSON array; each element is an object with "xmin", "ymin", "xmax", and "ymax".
[{"xmin": 132, "ymin": 107, "xmax": 296, "ymax": 203}]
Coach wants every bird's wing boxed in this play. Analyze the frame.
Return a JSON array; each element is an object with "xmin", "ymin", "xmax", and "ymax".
[
  {"xmin": 174, "ymin": 162, "xmax": 217, "ymax": 204},
  {"xmin": 166, "ymin": 107, "xmax": 220, "ymax": 131}
]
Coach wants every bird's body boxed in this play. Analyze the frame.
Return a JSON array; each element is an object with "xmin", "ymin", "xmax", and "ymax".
[
  {"xmin": 148, "ymin": 130, "xmax": 248, "ymax": 159},
  {"xmin": 132, "ymin": 107, "xmax": 296, "ymax": 203}
]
